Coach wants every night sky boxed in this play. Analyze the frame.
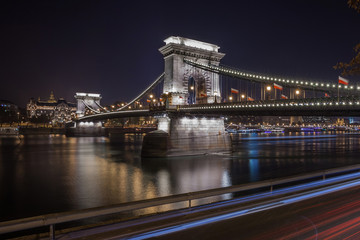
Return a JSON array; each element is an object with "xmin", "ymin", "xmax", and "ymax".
[{"xmin": 1, "ymin": 0, "xmax": 360, "ymax": 107}]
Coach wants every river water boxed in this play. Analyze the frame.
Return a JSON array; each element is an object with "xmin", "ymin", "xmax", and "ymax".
[{"xmin": 1, "ymin": 132, "xmax": 360, "ymax": 222}]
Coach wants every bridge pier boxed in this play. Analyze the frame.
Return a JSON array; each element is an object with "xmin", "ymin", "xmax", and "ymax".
[
  {"xmin": 141, "ymin": 115, "xmax": 230, "ymax": 157},
  {"xmin": 65, "ymin": 121, "xmax": 106, "ymax": 137}
]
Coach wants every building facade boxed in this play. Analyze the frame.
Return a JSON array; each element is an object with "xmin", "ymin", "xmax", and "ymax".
[
  {"xmin": 0, "ymin": 100, "xmax": 19, "ymax": 124},
  {"xmin": 27, "ymin": 91, "xmax": 76, "ymax": 123}
]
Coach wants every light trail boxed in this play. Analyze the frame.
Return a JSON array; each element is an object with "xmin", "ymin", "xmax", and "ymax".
[{"xmin": 126, "ymin": 176, "xmax": 360, "ymax": 240}]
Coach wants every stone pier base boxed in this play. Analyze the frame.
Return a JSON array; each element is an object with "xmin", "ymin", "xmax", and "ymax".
[
  {"xmin": 141, "ymin": 116, "xmax": 230, "ymax": 157},
  {"xmin": 65, "ymin": 121, "xmax": 106, "ymax": 137}
]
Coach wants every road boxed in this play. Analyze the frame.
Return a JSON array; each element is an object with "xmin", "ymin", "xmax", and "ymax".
[{"xmin": 128, "ymin": 184, "xmax": 360, "ymax": 240}]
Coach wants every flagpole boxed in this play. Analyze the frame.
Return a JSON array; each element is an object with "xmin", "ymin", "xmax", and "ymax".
[{"xmin": 338, "ymin": 76, "xmax": 339, "ymax": 102}]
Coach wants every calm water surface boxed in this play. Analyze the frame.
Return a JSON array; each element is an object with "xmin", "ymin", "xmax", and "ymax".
[{"xmin": 1, "ymin": 132, "xmax": 360, "ymax": 221}]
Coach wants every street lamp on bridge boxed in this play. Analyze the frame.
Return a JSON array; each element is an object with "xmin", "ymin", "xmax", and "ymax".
[
  {"xmin": 266, "ymin": 85, "xmax": 272, "ymax": 100},
  {"xmin": 241, "ymin": 94, "xmax": 245, "ymax": 102}
]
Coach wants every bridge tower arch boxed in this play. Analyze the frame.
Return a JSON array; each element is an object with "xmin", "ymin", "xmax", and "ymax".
[
  {"xmin": 159, "ymin": 36, "xmax": 225, "ymax": 105},
  {"xmin": 74, "ymin": 93, "xmax": 102, "ymax": 118}
]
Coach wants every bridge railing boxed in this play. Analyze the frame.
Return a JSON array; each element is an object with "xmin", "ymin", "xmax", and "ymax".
[
  {"xmin": 2, "ymin": 164, "xmax": 360, "ymax": 239},
  {"xmin": 176, "ymin": 96, "xmax": 360, "ymax": 109}
]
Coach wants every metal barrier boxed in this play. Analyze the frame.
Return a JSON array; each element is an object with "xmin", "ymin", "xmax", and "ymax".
[{"xmin": 1, "ymin": 164, "xmax": 360, "ymax": 239}]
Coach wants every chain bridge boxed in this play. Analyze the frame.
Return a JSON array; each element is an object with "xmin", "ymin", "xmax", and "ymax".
[{"xmin": 68, "ymin": 36, "xmax": 360, "ymax": 157}]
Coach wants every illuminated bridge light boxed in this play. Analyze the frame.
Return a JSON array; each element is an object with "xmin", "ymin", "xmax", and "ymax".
[
  {"xmin": 310, "ymin": 83, "xmax": 313, "ymax": 86},
  {"xmin": 336, "ymin": 102, "xmax": 339, "ymax": 105},
  {"xmin": 323, "ymin": 103, "xmax": 326, "ymax": 106},
  {"xmin": 300, "ymin": 81, "xmax": 303, "ymax": 84},
  {"xmin": 357, "ymin": 102, "xmax": 360, "ymax": 105},
  {"xmin": 349, "ymin": 102, "xmax": 353, "ymax": 105},
  {"xmin": 326, "ymin": 84, "xmax": 330, "ymax": 87},
  {"xmin": 305, "ymin": 82, "xmax": 308, "ymax": 85},
  {"xmin": 350, "ymin": 86, "xmax": 353, "ymax": 89},
  {"xmin": 329, "ymin": 102, "xmax": 333, "ymax": 105},
  {"xmin": 343, "ymin": 102, "xmax": 346, "ymax": 105},
  {"xmin": 291, "ymin": 80, "xmax": 294, "ymax": 83},
  {"xmin": 321, "ymin": 83, "xmax": 324, "ymax": 86},
  {"xmin": 267, "ymin": 77, "xmax": 270, "ymax": 80},
  {"xmin": 344, "ymin": 86, "xmax": 348, "ymax": 89},
  {"xmin": 333, "ymin": 84, "xmax": 336, "ymax": 87},
  {"xmin": 315, "ymin": 83, "xmax": 319, "ymax": 86},
  {"xmin": 311, "ymin": 103, "xmax": 314, "ymax": 106}
]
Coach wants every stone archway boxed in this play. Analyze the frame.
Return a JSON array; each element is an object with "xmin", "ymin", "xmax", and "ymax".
[
  {"xmin": 185, "ymin": 67, "xmax": 210, "ymax": 105},
  {"xmin": 159, "ymin": 36, "xmax": 225, "ymax": 106}
]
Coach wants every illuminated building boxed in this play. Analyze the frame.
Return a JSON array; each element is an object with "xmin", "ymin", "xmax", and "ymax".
[
  {"xmin": 0, "ymin": 100, "xmax": 19, "ymax": 123},
  {"xmin": 27, "ymin": 91, "xmax": 76, "ymax": 123}
]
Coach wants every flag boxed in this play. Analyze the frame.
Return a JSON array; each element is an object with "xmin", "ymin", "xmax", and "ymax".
[
  {"xmin": 146, "ymin": 99, "xmax": 151, "ymax": 103},
  {"xmin": 325, "ymin": 93, "xmax": 330, "ymax": 98},
  {"xmin": 247, "ymin": 97, "xmax": 254, "ymax": 101},
  {"xmin": 273, "ymin": 83, "xmax": 283, "ymax": 90},
  {"xmin": 200, "ymin": 93, "xmax": 207, "ymax": 97},
  {"xmin": 281, "ymin": 94, "xmax": 288, "ymax": 99},
  {"xmin": 338, "ymin": 76, "xmax": 349, "ymax": 85},
  {"xmin": 179, "ymin": 96, "xmax": 183, "ymax": 99},
  {"xmin": 231, "ymin": 88, "xmax": 239, "ymax": 94},
  {"xmin": 159, "ymin": 98, "xmax": 163, "ymax": 102}
]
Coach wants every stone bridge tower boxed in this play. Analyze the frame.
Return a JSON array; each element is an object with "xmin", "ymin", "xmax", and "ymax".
[
  {"xmin": 142, "ymin": 37, "xmax": 229, "ymax": 158},
  {"xmin": 159, "ymin": 36, "xmax": 225, "ymax": 105},
  {"xmin": 74, "ymin": 93, "xmax": 102, "ymax": 117}
]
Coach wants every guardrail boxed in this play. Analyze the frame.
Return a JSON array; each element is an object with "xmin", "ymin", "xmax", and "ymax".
[{"xmin": 1, "ymin": 164, "xmax": 360, "ymax": 239}]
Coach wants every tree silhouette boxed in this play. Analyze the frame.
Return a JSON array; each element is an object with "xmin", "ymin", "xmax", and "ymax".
[
  {"xmin": 348, "ymin": 0, "xmax": 360, "ymax": 13},
  {"xmin": 334, "ymin": 0, "xmax": 360, "ymax": 75}
]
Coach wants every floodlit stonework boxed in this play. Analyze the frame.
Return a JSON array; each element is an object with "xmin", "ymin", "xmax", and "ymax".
[
  {"xmin": 159, "ymin": 36, "xmax": 225, "ymax": 105},
  {"xmin": 74, "ymin": 93, "xmax": 102, "ymax": 117}
]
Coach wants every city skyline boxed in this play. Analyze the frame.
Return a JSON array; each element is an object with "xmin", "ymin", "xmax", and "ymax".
[{"xmin": 1, "ymin": 0, "xmax": 360, "ymax": 107}]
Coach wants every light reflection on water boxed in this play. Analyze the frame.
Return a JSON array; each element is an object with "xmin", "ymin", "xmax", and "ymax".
[{"xmin": 1, "ymin": 133, "xmax": 360, "ymax": 221}]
